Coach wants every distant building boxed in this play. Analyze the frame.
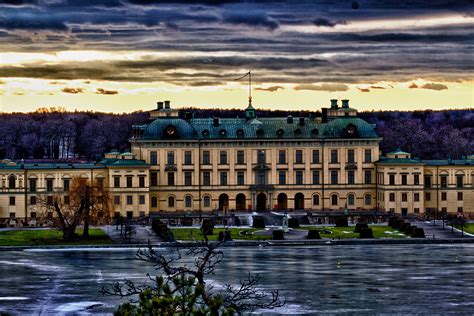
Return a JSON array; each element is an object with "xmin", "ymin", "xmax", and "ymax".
[{"xmin": 0, "ymin": 99, "xmax": 472, "ymax": 224}]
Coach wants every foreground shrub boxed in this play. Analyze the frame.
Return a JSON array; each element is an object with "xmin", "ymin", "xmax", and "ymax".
[
  {"xmin": 288, "ymin": 218, "xmax": 299, "ymax": 228},
  {"xmin": 218, "ymin": 230, "xmax": 232, "ymax": 242},
  {"xmin": 307, "ymin": 230, "xmax": 321, "ymax": 239},
  {"xmin": 201, "ymin": 219, "xmax": 214, "ymax": 236},
  {"xmin": 252, "ymin": 216, "xmax": 266, "ymax": 229},
  {"xmin": 272, "ymin": 230, "xmax": 284, "ymax": 240},
  {"xmin": 354, "ymin": 223, "xmax": 369, "ymax": 233},
  {"xmin": 335, "ymin": 217, "xmax": 348, "ymax": 227},
  {"xmin": 411, "ymin": 228, "xmax": 425, "ymax": 238},
  {"xmin": 359, "ymin": 228, "xmax": 374, "ymax": 239},
  {"xmin": 151, "ymin": 220, "xmax": 175, "ymax": 242}
]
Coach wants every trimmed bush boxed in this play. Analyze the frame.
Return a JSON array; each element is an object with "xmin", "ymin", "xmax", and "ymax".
[
  {"xmin": 405, "ymin": 225, "xmax": 416, "ymax": 235},
  {"xmin": 272, "ymin": 230, "xmax": 285, "ymax": 240},
  {"xmin": 392, "ymin": 219, "xmax": 403, "ymax": 229},
  {"xmin": 359, "ymin": 228, "xmax": 374, "ymax": 239},
  {"xmin": 335, "ymin": 217, "xmax": 349, "ymax": 227},
  {"xmin": 354, "ymin": 223, "xmax": 369, "ymax": 233},
  {"xmin": 307, "ymin": 230, "xmax": 321, "ymax": 239},
  {"xmin": 288, "ymin": 217, "xmax": 300, "ymax": 228},
  {"xmin": 398, "ymin": 221, "xmax": 409, "ymax": 232},
  {"xmin": 151, "ymin": 219, "xmax": 175, "ymax": 242},
  {"xmin": 411, "ymin": 228, "xmax": 425, "ymax": 238},
  {"xmin": 388, "ymin": 217, "xmax": 397, "ymax": 227},
  {"xmin": 252, "ymin": 216, "xmax": 266, "ymax": 229},
  {"xmin": 218, "ymin": 231, "xmax": 232, "ymax": 242},
  {"xmin": 201, "ymin": 219, "xmax": 214, "ymax": 236},
  {"xmin": 234, "ymin": 217, "xmax": 241, "ymax": 226}
]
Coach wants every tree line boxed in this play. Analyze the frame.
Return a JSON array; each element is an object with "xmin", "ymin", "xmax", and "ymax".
[{"xmin": 0, "ymin": 107, "xmax": 471, "ymax": 160}]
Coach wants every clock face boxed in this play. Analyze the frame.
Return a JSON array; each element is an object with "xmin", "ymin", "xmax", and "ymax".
[
  {"xmin": 165, "ymin": 125, "xmax": 177, "ymax": 136},
  {"xmin": 347, "ymin": 125, "xmax": 356, "ymax": 135}
]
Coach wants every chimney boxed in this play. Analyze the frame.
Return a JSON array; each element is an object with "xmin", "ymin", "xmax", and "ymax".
[
  {"xmin": 157, "ymin": 101, "xmax": 164, "ymax": 110},
  {"xmin": 213, "ymin": 117, "xmax": 220, "ymax": 126},
  {"xmin": 322, "ymin": 108, "xmax": 328, "ymax": 123},
  {"xmin": 342, "ymin": 99, "xmax": 349, "ymax": 108},
  {"xmin": 330, "ymin": 99, "xmax": 338, "ymax": 109},
  {"xmin": 164, "ymin": 100, "xmax": 170, "ymax": 109},
  {"xmin": 299, "ymin": 117, "xmax": 305, "ymax": 126}
]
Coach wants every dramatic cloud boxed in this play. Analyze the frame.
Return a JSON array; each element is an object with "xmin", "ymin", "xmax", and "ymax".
[
  {"xmin": 409, "ymin": 83, "xmax": 418, "ymax": 89},
  {"xmin": 357, "ymin": 87, "xmax": 370, "ymax": 92},
  {"xmin": 96, "ymin": 88, "xmax": 118, "ymax": 95},
  {"xmin": 370, "ymin": 86, "xmax": 386, "ymax": 89},
  {"xmin": 61, "ymin": 87, "xmax": 83, "ymax": 94},
  {"xmin": 221, "ymin": 11, "xmax": 279, "ymax": 30},
  {"xmin": 255, "ymin": 86, "xmax": 284, "ymax": 92},
  {"xmin": 313, "ymin": 17, "xmax": 348, "ymax": 27},
  {"xmin": 294, "ymin": 83, "xmax": 349, "ymax": 92},
  {"xmin": 420, "ymin": 83, "xmax": 448, "ymax": 90}
]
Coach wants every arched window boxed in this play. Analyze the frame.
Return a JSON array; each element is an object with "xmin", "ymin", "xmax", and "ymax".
[
  {"xmin": 168, "ymin": 196, "xmax": 175, "ymax": 208},
  {"xmin": 185, "ymin": 195, "xmax": 192, "ymax": 208},
  {"xmin": 151, "ymin": 196, "xmax": 158, "ymax": 208},
  {"xmin": 365, "ymin": 194, "xmax": 372, "ymax": 205},
  {"xmin": 331, "ymin": 194, "xmax": 338, "ymax": 206},
  {"xmin": 348, "ymin": 194, "xmax": 355, "ymax": 206},
  {"xmin": 8, "ymin": 175, "xmax": 15, "ymax": 189},
  {"xmin": 312, "ymin": 194, "xmax": 320, "ymax": 205},
  {"xmin": 203, "ymin": 196, "xmax": 211, "ymax": 208}
]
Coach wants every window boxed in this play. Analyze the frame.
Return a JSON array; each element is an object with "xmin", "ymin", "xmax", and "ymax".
[
  {"xmin": 97, "ymin": 179, "xmax": 104, "ymax": 189},
  {"xmin": 220, "ymin": 172, "xmax": 228, "ymax": 185},
  {"xmin": 414, "ymin": 193, "xmax": 420, "ymax": 202},
  {"xmin": 8, "ymin": 175, "xmax": 15, "ymax": 189},
  {"xmin": 29, "ymin": 179, "xmax": 37, "ymax": 192},
  {"xmin": 114, "ymin": 196, "xmax": 120, "ymax": 205},
  {"xmin": 401, "ymin": 174, "xmax": 407, "ymax": 185},
  {"xmin": 389, "ymin": 174, "xmax": 395, "ymax": 185},
  {"xmin": 457, "ymin": 192, "xmax": 463, "ymax": 201},
  {"xmin": 364, "ymin": 170, "xmax": 372, "ymax": 184},
  {"xmin": 313, "ymin": 195, "xmax": 320, "ymax": 205},
  {"xmin": 365, "ymin": 194, "xmax": 371, "ymax": 205},
  {"xmin": 150, "ymin": 151, "xmax": 158, "ymax": 165},
  {"xmin": 295, "ymin": 150, "xmax": 303, "ymax": 164},
  {"xmin": 126, "ymin": 176, "xmax": 133, "ymax": 188},
  {"xmin": 185, "ymin": 196, "xmax": 192, "ymax": 208},
  {"xmin": 330, "ymin": 150, "xmax": 338, "ymax": 163},
  {"xmin": 425, "ymin": 192, "xmax": 431, "ymax": 201},
  {"xmin": 203, "ymin": 196, "xmax": 211, "ymax": 207},
  {"xmin": 414, "ymin": 208, "xmax": 419, "ymax": 214},
  {"xmin": 219, "ymin": 151, "xmax": 227, "ymax": 164},
  {"xmin": 184, "ymin": 151, "xmax": 192, "ymax": 165},
  {"xmin": 184, "ymin": 172, "xmax": 192, "ymax": 186},
  {"xmin": 139, "ymin": 195, "xmax": 145, "ymax": 205},
  {"xmin": 168, "ymin": 196, "xmax": 175, "ymax": 208},
  {"xmin": 402, "ymin": 193, "xmax": 408, "ymax": 202},
  {"xmin": 46, "ymin": 179, "xmax": 53, "ymax": 192},
  {"xmin": 139, "ymin": 176, "xmax": 145, "ymax": 188},
  {"xmin": 202, "ymin": 151, "xmax": 210, "ymax": 165},
  {"xmin": 440, "ymin": 175, "xmax": 447, "ymax": 188},
  {"xmin": 458, "ymin": 207, "xmax": 463, "ymax": 213},
  {"xmin": 279, "ymin": 171, "xmax": 286, "ymax": 185},
  {"xmin": 203, "ymin": 172, "xmax": 211, "ymax": 186},
  {"xmin": 9, "ymin": 196, "xmax": 15, "ymax": 206},
  {"xmin": 257, "ymin": 171, "xmax": 266, "ymax": 185},
  {"xmin": 127, "ymin": 196, "xmax": 133, "ymax": 205},
  {"xmin": 237, "ymin": 171, "xmax": 245, "ymax": 185},
  {"xmin": 257, "ymin": 150, "xmax": 266, "ymax": 164},
  {"xmin": 347, "ymin": 149, "xmax": 355, "ymax": 163},
  {"xmin": 113, "ymin": 176, "xmax": 120, "ymax": 188},
  {"xmin": 456, "ymin": 175, "xmax": 463, "ymax": 188},
  {"xmin": 30, "ymin": 196, "xmax": 36, "ymax": 205},
  {"xmin": 331, "ymin": 194, "xmax": 338, "ymax": 206},
  {"xmin": 167, "ymin": 151, "xmax": 175, "ymax": 165},
  {"xmin": 278, "ymin": 150, "xmax": 286, "ymax": 164},
  {"xmin": 389, "ymin": 193, "xmax": 395, "ymax": 202},
  {"xmin": 47, "ymin": 196, "xmax": 53, "ymax": 205},
  {"xmin": 312, "ymin": 150, "xmax": 320, "ymax": 163},
  {"xmin": 237, "ymin": 150, "xmax": 245, "ymax": 164},
  {"xmin": 151, "ymin": 197, "xmax": 158, "ymax": 208},
  {"xmin": 295, "ymin": 171, "xmax": 303, "ymax": 185},
  {"xmin": 424, "ymin": 176, "xmax": 432, "ymax": 188},
  {"xmin": 30, "ymin": 212, "xmax": 36, "ymax": 219},
  {"xmin": 167, "ymin": 172, "xmax": 175, "ymax": 186},
  {"xmin": 348, "ymin": 170, "xmax": 355, "ymax": 184},
  {"xmin": 441, "ymin": 192, "xmax": 447, "ymax": 201},
  {"xmin": 348, "ymin": 194, "xmax": 355, "ymax": 205},
  {"xmin": 150, "ymin": 172, "xmax": 158, "ymax": 186},
  {"xmin": 312, "ymin": 170, "xmax": 320, "ymax": 185},
  {"xmin": 414, "ymin": 174, "xmax": 420, "ymax": 185},
  {"xmin": 364, "ymin": 149, "xmax": 372, "ymax": 163},
  {"xmin": 9, "ymin": 213, "xmax": 15, "ymax": 219},
  {"xmin": 330, "ymin": 170, "xmax": 338, "ymax": 185}
]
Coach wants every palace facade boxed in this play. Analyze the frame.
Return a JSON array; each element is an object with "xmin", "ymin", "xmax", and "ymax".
[{"xmin": 0, "ymin": 100, "xmax": 472, "ymax": 224}]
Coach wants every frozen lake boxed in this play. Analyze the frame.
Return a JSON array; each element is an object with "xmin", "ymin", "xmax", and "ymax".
[{"xmin": 1, "ymin": 244, "xmax": 473, "ymax": 314}]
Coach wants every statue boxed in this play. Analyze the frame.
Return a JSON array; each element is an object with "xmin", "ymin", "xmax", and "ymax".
[{"xmin": 282, "ymin": 213, "xmax": 289, "ymax": 233}]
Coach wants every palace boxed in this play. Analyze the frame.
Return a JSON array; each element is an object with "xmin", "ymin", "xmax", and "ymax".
[{"xmin": 0, "ymin": 100, "xmax": 472, "ymax": 224}]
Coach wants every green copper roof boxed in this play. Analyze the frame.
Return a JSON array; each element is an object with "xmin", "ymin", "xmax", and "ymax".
[
  {"xmin": 139, "ymin": 115, "xmax": 379, "ymax": 140},
  {"xmin": 97, "ymin": 158, "xmax": 149, "ymax": 167},
  {"xmin": 386, "ymin": 148, "xmax": 411, "ymax": 155}
]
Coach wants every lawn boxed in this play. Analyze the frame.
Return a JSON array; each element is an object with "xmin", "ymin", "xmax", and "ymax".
[
  {"xmin": 171, "ymin": 228, "xmax": 271, "ymax": 241},
  {"xmin": 455, "ymin": 223, "xmax": 474, "ymax": 235},
  {"xmin": 297, "ymin": 225, "xmax": 407, "ymax": 239},
  {"xmin": 0, "ymin": 228, "xmax": 112, "ymax": 246}
]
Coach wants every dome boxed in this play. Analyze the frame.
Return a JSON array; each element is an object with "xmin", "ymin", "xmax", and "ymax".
[{"xmin": 142, "ymin": 118, "xmax": 197, "ymax": 140}]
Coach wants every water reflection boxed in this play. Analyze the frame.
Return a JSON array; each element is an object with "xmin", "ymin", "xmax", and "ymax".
[{"xmin": 0, "ymin": 245, "xmax": 473, "ymax": 314}]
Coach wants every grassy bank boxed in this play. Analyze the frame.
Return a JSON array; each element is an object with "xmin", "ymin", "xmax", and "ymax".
[
  {"xmin": 454, "ymin": 223, "xmax": 474, "ymax": 235},
  {"xmin": 297, "ymin": 225, "xmax": 406, "ymax": 239},
  {"xmin": 0, "ymin": 228, "xmax": 112, "ymax": 246},
  {"xmin": 171, "ymin": 228, "xmax": 271, "ymax": 241}
]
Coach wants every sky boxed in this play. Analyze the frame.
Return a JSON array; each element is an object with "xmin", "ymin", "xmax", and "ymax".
[{"xmin": 0, "ymin": 0, "xmax": 473, "ymax": 113}]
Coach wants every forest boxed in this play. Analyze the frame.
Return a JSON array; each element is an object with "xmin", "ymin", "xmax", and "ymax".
[{"xmin": 0, "ymin": 107, "xmax": 472, "ymax": 161}]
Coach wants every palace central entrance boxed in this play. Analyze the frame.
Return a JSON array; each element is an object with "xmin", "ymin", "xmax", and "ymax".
[{"xmin": 256, "ymin": 193, "xmax": 267, "ymax": 211}]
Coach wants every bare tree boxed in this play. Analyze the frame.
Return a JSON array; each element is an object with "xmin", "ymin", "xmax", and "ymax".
[{"xmin": 101, "ymin": 237, "xmax": 284, "ymax": 314}]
